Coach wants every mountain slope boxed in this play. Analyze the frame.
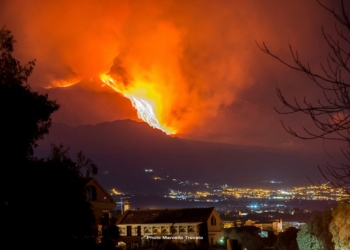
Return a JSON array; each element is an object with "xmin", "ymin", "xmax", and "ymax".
[
  {"xmin": 35, "ymin": 79, "xmax": 140, "ymax": 126},
  {"xmin": 35, "ymin": 120, "xmax": 326, "ymax": 194}
]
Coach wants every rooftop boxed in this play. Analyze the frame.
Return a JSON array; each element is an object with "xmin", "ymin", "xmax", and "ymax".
[{"xmin": 117, "ymin": 207, "xmax": 215, "ymax": 224}]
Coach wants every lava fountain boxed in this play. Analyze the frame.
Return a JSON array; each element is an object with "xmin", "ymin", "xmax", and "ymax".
[{"xmin": 100, "ymin": 74, "xmax": 176, "ymax": 135}]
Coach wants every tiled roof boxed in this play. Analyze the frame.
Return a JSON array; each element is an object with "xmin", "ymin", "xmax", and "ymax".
[{"xmin": 117, "ymin": 207, "xmax": 215, "ymax": 224}]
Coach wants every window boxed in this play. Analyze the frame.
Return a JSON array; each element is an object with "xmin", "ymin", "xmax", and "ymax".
[
  {"xmin": 86, "ymin": 185, "xmax": 97, "ymax": 200},
  {"xmin": 171, "ymin": 226, "xmax": 177, "ymax": 234},
  {"xmin": 127, "ymin": 226, "xmax": 132, "ymax": 236},
  {"xmin": 162, "ymin": 227, "xmax": 169, "ymax": 234},
  {"xmin": 137, "ymin": 226, "xmax": 141, "ymax": 236},
  {"xmin": 211, "ymin": 216, "xmax": 216, "ymax": 226}
]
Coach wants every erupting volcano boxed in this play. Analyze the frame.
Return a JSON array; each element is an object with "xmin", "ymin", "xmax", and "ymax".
[
  {"xmin": 100, "ymin": 74, "xmax": 176, "ymax": 134},
  {"xmin": 3, "ymin": 0, "xmax": 327, "ymax": 147},
  {"xmin": 45, "ymin": 75, "xmax": 176, "ymax": 135}
]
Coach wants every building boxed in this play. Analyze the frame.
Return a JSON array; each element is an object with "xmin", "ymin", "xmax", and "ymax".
[
  {"xmin": 84, "ymin": 178, "xmax": 116, "ymax": 238},
  {"xmin": 222, "ymin": 220, "xmax": 243, "ymax": 228},
  {"xmin": 245, "ymin": 219, "xmax": 282, "ymax": 234},
  {"xmin": 116, "ymin": 207, "xmax": 222, "ymax": 247},
  {"xmin": 282, "ymin": 221, "xmax": 306, "ymax": 230}
]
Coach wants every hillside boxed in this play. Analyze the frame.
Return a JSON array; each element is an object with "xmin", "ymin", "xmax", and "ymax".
[{"xmin": 35, "ymin": 120, "xmax": 326, "ymax": 195}]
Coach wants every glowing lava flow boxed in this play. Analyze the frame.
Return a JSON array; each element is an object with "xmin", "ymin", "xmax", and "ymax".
[
  {"xmin": 100, "ymin": 74, "xmax": 175, "ymax": 135},
  {"xmin": 44, "ymin": 78, "xmax": 81, "ymax": 89}
]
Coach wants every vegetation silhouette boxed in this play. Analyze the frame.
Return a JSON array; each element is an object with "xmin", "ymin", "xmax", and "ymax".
[
  {"xmin": 0, "ymin": 27, "xmax": 59, "ymax": 161},
  {"xmin": 296, "ymin": 209, "xmax": 334, "ymax": 250},
  {"xmin": 1, "ymin": 26, "xmax": 100, "ymax": 248},
  {"xmin": 228, "ymin": 226, "xmax": 264, "ymax": 250},
  {"xmin": 258, "ymin": 0, "xmax": 350, "ymax": 192},
  {"xmin": 274, "ymin": 227, "xmax": 299, "ymax": 250}
]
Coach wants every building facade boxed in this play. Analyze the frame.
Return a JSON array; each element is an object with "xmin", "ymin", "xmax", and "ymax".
[
  {"xmin": 84, "ymin": 178, "xmax": 116, "ymax": 240},
  {"xmin": 245, "ymin": 219, "xmax": 283, "ymax": 234},
  {"xmin": 116, "ymin": 207, "xmax": 222, "ymax": 247}
]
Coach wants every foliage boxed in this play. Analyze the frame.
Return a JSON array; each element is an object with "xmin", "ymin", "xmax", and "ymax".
[
  {"xmin": 329, "ymin": 201, "xmax": 350, "ymax": 250},
  {"xmin": 1, "ymin": 27, "xmax": 98, "ymax": 249},
  {"xmin": 316, "ymin": 209, "xmax": 334, "ymax": 250},
  {"xmin": 229, "ymin": 226, "xmax": 264, "ymax": 250},
  {"xmin": 0, "ymin": 26, "xmax": 59, "ymax": 161},
  {"xmin": 6, "ymin": 145, "xmax": 97, "ymax": 248},
  {"xmin": 262, "ymin": 231, "xmax": 278, "ymax": 249},
  {"xmin": 296, "ymin": 225, "xmax": 323, "ymax": 250},
  {"xmin": 297, "ymin": 207, "xmax": 337, "ymax": 250},
  {"xmin": 274, "ymin": 227, "xmax": 299, "ymax": 250},
  {"xmin": 99, "ymin": 217, "xmax": 120, "ymax": 250},
  {"xmin": 41, "ymin": 145, "xmax": 97, "ymax": 245},
  {"xmin": 50, "ymin": 143, "xmax": 98, "ymax": 177},
  {"xmin": 258, "ymin": 0, "xmax": 350, "ymax": 191}
]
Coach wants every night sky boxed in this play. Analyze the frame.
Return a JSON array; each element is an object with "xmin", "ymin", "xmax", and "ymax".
[{"xmin": 1, "ymin": 0, "xmax": 345, "ymax": 165}]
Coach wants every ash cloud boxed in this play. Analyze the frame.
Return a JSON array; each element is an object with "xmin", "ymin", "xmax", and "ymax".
[{"xmin": 0, "ymin": 0, "xmax": 337, "ymax": 139}]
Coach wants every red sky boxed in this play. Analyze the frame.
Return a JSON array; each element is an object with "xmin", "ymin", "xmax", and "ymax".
[{"xmin": 0, "ymin": 0, "xmax": 345, "ymax": 153}]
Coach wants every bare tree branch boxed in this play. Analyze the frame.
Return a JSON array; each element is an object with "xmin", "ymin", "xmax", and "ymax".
[{"xmin": 258, "ymin": 0, "xmax": 350, "ymax": 194}]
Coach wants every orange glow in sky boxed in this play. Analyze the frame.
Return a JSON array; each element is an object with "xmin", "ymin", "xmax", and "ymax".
[{"xmin": 0, "ymin": 0, "xmax": 333, "ymax": 144}]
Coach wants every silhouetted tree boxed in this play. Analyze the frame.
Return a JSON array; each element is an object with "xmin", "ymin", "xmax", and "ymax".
[
  {"xmin": 99, "ymin": 217, "xmax": 120, "ymax": 249},
  {"xmin": 257, "ymin": 0, "xmax": 350, "ymax": 192},
  {"xmin": 1, "ymin": 27, "xmax": 98, "ymax": 249},
  {"xmin": 229, "ymin": 226, "xmax": 264, "ymax": 250},
  {"xmin": 49, "ymin": 143, "xmax": 98, "ymax": 177},
  {"xmin": 1, "ymin": 25, "xmax": 60, "ymax": 240},
  {"xmin": 262, "ymin": 231, "xmax": 278, "ymax": 249},
  {"xmin": 1, "ymin": 25, "xmax": 59, "ymax": 247},
  {"xmin": 0, "ymin": 26, "xmax": 59, "ymax": 161},
  {"xmin": 274, "ymin": 227, "xmax": 299, "ymax": 250},
  {"xmin": 4, "ymin": 144, "xmax": 98, "ymax": 248},
  {"xmin": 31, "ymin": 145, "xmax": 97, "ymax": 248}
]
